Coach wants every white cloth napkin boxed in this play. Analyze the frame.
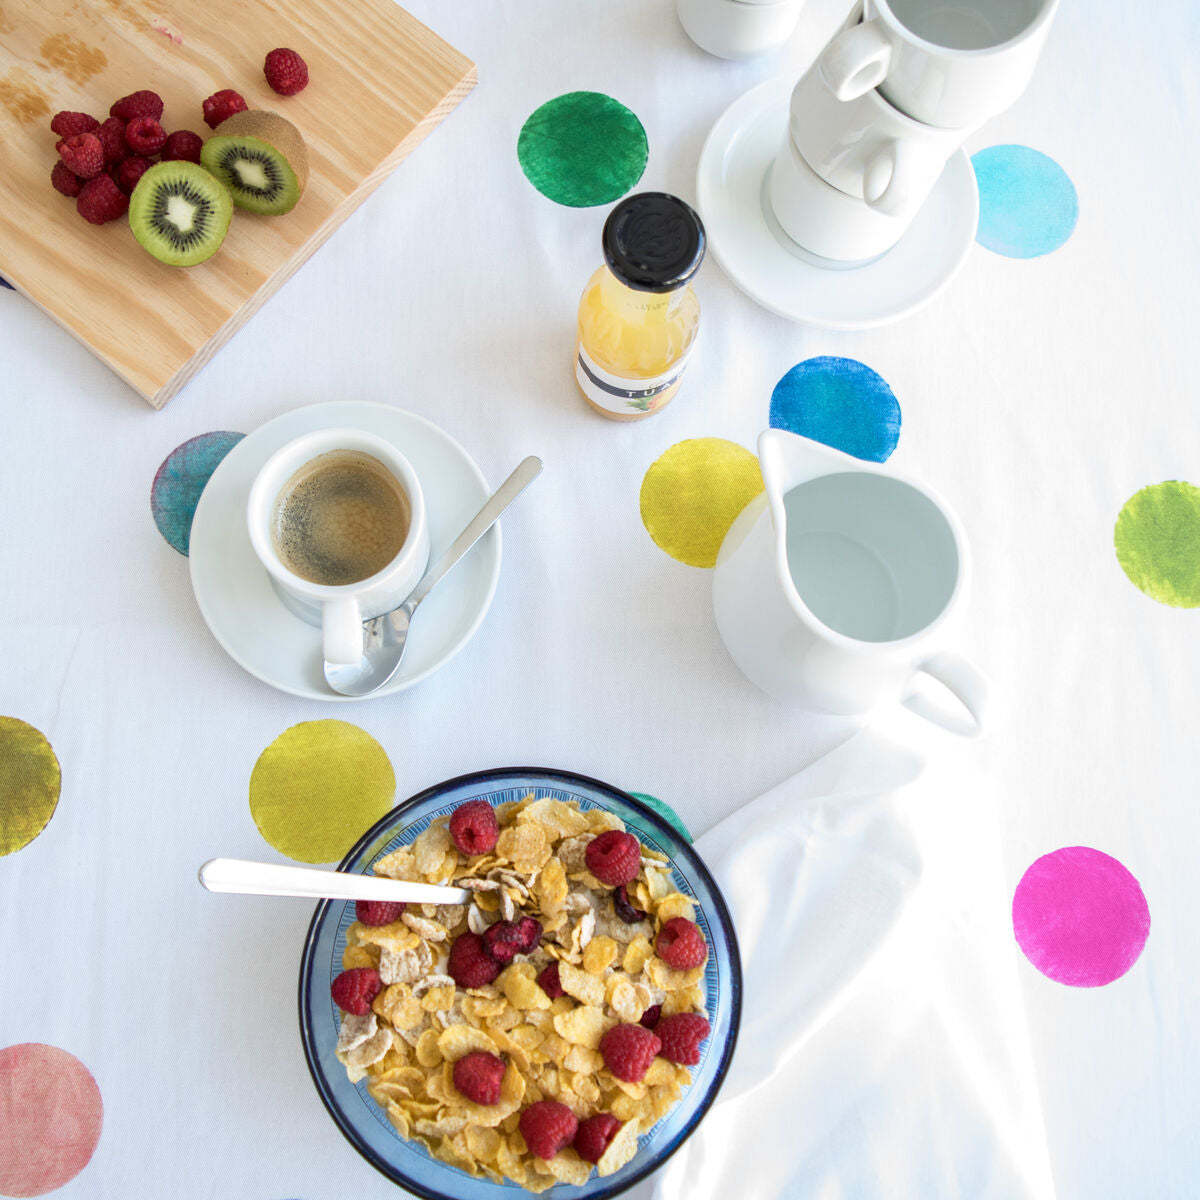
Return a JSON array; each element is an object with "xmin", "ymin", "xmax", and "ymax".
[{"xmin": 641, "ymin": 711, "xmax": 1057, "ymax": 1200}]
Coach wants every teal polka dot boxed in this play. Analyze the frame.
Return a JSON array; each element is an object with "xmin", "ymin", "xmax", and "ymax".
[
  {"xmin": 151, "ymin": 431, "xmax": 244, "ymax": 555},
  {"xmin": 972, "ymin": 145, "xmax": 1078, "ymax": 259},
  {"xmin": 630, "ymin": 792, "xmax": 693, "ymax": 843}
]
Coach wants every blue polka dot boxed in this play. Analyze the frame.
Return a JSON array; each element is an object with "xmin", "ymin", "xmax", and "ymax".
[
  {"xmin": 769, "ymin": 357, "xmax": 900, "ymax": 463},
  {"xmin": 972, "ymin": 145, "xmax": 1078, "ymax": 259},
  {"xmin": 151, "ymin": 431, "xmax": 244, "ymax": 555},
  {"xmin": 0, "ymin": 276, "xmax": 13, "ymax": 290}
]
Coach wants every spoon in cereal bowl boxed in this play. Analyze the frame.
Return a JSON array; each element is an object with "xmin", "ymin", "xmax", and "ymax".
[{"xmin": 198, "ymin": 858, "xmax": 471, "ymax": 906}]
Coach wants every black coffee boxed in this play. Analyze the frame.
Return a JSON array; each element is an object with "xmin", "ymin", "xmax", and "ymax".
[{"xmin": 271, "ymin": 450, "xmax": 411, "ymax": 585}]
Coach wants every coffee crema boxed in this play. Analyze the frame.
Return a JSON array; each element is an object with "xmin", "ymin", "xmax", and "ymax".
[{"xmin": 270, "ymin": 450, "xmax": 412, "ymax": 586}]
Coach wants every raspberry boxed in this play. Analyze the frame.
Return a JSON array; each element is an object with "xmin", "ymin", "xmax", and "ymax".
[
  {"xmin": 115, "ymin": 155, "xmax": 153, "ymax": 194},
  {"xmin": 448, "ymin": 799, "xmax": 498, "ymax": 856},
  {"xmin": 354, "ymin": 899, "xmax": 405, "ymax": 926},
  {"xmin": 51, "ymin": 161, "xmax": 83, "ymax": 198},
  {"xmin": 447, "ymin": 932, "xmax": 500, "ymax": 988},
  {"xmin": 452, "ymin": 1051, "xmax": 506, "ymax": 1105},
  {"xmin": 537, "ymin": 961, "xmax": 564, "ymax": 999},
  {"xmin": 124, "ymin": 116, "xmax": 166, "ymax": 155},
  {"xmin": 50, "ymin": 111, "xmax": 99, "ymax": 138},
  {"xmin": 95, "ymin": 117, "xmax": 128, "ymax": 164},
  {"xmin": 330, "ymin": 967, "xmax": 382, "ymax": 1015},
  {"xmin": 613, "ymin": 883, "xmax": 647, "ymax": 924},
  {"xmin": 575, "ymin": 1113, "xmax": 622, "ymax": 1164},
  {"xmin": 110, "ymin": 90, "xmax": 165, "ymax": 121},
  {"xmin": 76, "ymin": 175, "xmax": 128, "ymax": 224},
  {"xmin": 655, "ymin": 1012, "xmax": 710, "ymax": 1066},
  {"xmin": 518, "ymin": 1100, "xmax": 578, "ymax": 1160},
  {"xmin": 483, "ymin": 916, "xmax": 542, "ymax": 963},
  {"xmin": 585, "ymin": 830, "xmax": 642, "ymax": 886},
  {"xmin": 202, "ymin": 89, "xmax": 248, "ymax": 129},
  {"xmin": 639, "ymin": 1003, "xmax": 661, "ymax": 1030},
  {"xmin": 161, "ymin": 130, "xmax": 204, "ymax": 163},
  {"xmin": 655, "ymin": 917, "xmax": 708, "ymax": 970},
  {"xmin": 264, "ymin": 47, "xmax": 309, "ymax": 96},
  {"xmin": 599, "ymin": 1023, "xmax": 661, "ymax": 1083},
  {"xmin": 57, "ymin": 133, "xmax": 104, "ymax": 180}
]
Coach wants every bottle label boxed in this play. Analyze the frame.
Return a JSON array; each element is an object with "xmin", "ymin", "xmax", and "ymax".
[{"xmin": 575, "ymin": 345, "xmax": 692, "ymax": 416}]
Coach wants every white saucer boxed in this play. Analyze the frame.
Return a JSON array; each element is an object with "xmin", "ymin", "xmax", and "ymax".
[
  {"xmin": 696, "ymin": 75, "xmax": 979, "ymax": 329},
  {"xmin": 188, "ymin": 402, "xmax": 501, "ymax": 701}
]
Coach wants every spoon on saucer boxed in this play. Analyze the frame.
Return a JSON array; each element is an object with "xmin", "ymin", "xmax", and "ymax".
[
  {"xmin": 198, "ymin": 858, "xmax": 471, "ymax": 906},
  {"xmin": 324, "ymin": 455, "xmax": 543, "ymax": 696}
]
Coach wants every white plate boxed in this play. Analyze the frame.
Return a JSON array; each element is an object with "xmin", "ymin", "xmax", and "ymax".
[
  {"xmin": 696, "ymin": 75, "xmax": 979, "ymax": 329},
  {"xmin": 188, "ymin": 402, "xmax": 501, "ymax": 701}
]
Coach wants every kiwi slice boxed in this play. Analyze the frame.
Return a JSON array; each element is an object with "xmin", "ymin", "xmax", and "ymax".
[
  {"xmin": 128, "ymin": 161, "xmax": 233, "ymax": 267},
  {"xmin": 200, "ymin": 110, "xmax": 308, "ymax": 215}
]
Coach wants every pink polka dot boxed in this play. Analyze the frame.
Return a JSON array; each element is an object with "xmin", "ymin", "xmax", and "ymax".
[
  {"xmin": 1012, "ymin": 847, "xmax": 1150, "ymax": 987},
  {"xmin": 0, "ymin": 1044, "xmax": 103, "ymax": 1197}
]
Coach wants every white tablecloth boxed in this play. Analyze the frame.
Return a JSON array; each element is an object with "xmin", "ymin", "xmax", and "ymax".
[{"xmin": 2, "ymin": 0, "xmax": 1198, "ymax": 1196}]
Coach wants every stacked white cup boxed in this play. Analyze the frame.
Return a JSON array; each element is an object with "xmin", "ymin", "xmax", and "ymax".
[{"xmin": 768, "ymin": 0, "xmax": 1058, "ymax": 263}]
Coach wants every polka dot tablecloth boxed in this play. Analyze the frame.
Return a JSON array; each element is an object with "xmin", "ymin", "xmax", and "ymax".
[{"xmin": 0, "ymin": 0, "xmax": 1197, "ymax": 1196}]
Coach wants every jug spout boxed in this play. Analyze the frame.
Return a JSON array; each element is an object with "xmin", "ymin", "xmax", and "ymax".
[{"xmin": 757, "ymin": 428, "xmax": 857, "ymax": 527}]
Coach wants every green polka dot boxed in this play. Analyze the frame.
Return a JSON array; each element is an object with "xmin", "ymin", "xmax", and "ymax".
[
  {"xmin": 1114, "ymin": 481, "xmax": 1200, "ymax": 607},
  {"xmin": 630, "ymin": 792, "xmax": 693, "ymax": 843},
  {"xmin": 518, "ymin": 92, "xmax": 648, "ymax": 208},
  {"xmin": 0, "ymin": 717, "xmax": 62, "ymax": 856},
  {"xmin": 249, "ymin": 721, "xmax": 395, "ymax": 863},
  {"xmin": 640, "ymin": 439, "xmax": 765, "ymax": 568}
]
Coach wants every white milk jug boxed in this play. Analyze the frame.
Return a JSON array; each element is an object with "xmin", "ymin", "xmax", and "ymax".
[{"xmin": 712, "ymin": 429, "xmax": 986, "ymax": 734}]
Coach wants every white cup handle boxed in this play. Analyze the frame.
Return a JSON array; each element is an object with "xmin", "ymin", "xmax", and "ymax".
[
  {"xmin": 819, "ymin": 19, "xmax": 893, "ymax": 102},
  {"xmin": 322, "ymin": 596, "xmax": 364, "ymax": 666},
  {"xmin": 863, "ymin": 138, "xmax": 936, "ymax": 217},
  {"xmin": 902, "ymin": 651, "xmax": 988, "ymax": 737}
]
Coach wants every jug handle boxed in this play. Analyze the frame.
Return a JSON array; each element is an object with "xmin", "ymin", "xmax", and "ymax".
[{"xmin": 901, "ymin": 651, "xmax": 987, "ymax": 737}]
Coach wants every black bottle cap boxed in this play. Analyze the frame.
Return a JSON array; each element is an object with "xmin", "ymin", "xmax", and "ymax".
[{"xmin": 602, "ymin": 192, "xmax": 706, "ymax": 293}]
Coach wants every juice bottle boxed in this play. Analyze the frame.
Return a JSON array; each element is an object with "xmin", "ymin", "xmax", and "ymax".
[{"xmin": 575, "ymin": 192, "xmax": 705, "ymax": 421}]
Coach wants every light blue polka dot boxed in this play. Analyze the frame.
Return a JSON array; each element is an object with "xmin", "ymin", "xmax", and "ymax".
[
  {"xmin": 151, "ymin": 431, "xmax": 244, "ymax": 556},
  {"xmin": 972, "ymin": 145, "xmax": 1078, "ymax": 259},
  {"xmin": 769, "ymin": 357, "xmax": 900, "ymax": 463}
]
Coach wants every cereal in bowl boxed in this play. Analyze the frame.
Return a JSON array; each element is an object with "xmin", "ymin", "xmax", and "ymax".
[{"xmin": 329, "ymin": 793, "xmax": 712, "ymax": 1192}]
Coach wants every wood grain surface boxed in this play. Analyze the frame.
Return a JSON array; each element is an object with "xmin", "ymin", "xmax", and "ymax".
[{"xmin": 0, "ymin": 0, "xmax": 475, "ymax": 407}]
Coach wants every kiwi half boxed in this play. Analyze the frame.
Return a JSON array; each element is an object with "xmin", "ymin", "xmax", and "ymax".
[
  {"xmin": 128, "ymin": 161, "xmax": 233, "ymax": 267},
  {"xmin": 200, "ymin": 110, "xmax": 308, "ymax": 215}
]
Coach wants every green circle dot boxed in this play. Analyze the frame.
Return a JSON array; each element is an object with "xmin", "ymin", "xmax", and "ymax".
[
  {"xmin": 518, "ymin": 91, "xmax": 648, "ymax": 208},
  {"xmin": 249, "ymin": 721, "xmax": 395, "ymax": 863},
  {"xmin": 0, "ymin": 718, "xmax": 62, "ymax": 856},
  {"xmin": 629, "ymin": 792, "xmax": 693, "ymax": 843},
  {"xmin": 1114, "ymin": 481, "xmax": 1200, "ymax": 607}
]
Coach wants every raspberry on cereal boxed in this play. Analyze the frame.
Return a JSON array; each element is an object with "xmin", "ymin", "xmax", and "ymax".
[
  {"xmin": 514, "ymin": 915, "xmax": 542, "ymax": 952},
  {"xmin": 447, "ymin": 931, "xmax": 500, "ymax": 988},
  {"xmin": 599, "ymin": 1023, "xmax": 661, "ymax": 1083},
  {"xmin": 355, "ymin": 899, "xmax": 405, "ymax": 926},
  {"xmin": 51, "ymin": 160, "xmax": 83, "ymax": 198},
  {"xmin": 639, "ymin": 1003, "xmax": 662, "ymax": 1030},
  {"xmin": 124, "ymin": 116, "xmax": 167, "ymax": 156},
  {"xmin": 656, "ymin": 917, "xmax": 708, "ymax": 970},
  {"xmin": 448, "ymin": 799, "xmax": 499, "ymax": 856},
  {"xmin": 518, "ymin": 1100, "xmax": 578, "ymax": 1160},
  {"xmin": 50, "ymin": 111, "xmax": 99, "ymax": 138},
  {"xmin": 613, "ymin": 883, "xmax": 647, "ymax": 924},
  {"xmin": 575, "ymin": 1112, "xmax": 622, "ymax": 1164},
  {"xmin": 202, "ymin": 89, "xmax": 248, "ymax": 129},
  {"xmin": 76, "ymin": 175, "xmax": 129, "ymax": 224},
  {"xmin": 161, "ymin": 130, "xmax": 204, "ymax": 163},
  {"xmin": 115, "ymin": 156, "xmax": 153, "ymax": 194},
  {"xmin": 537, "ymin": 961, "xmax": 564, "ymax": 999},
  {"xmin": 95, "ymin": 117, "xmax": 129, "ymax": 165},
  {"xmin": 330, "ymin": 967, "xmax": 382, "ymax": 1015},
  {"xmin": 483, "ymin": 917, "xmax": 542, "ymax": 963},
  {"xmin": 585, "ymin": 830, "xmax": 642, "ymax": 886},
  {"xmin": 264, "ymin": 47, "xmax": 309, "ymax": 96},
  {"xmin": 452, "ymin": 1051, "xmax": 506, "ymax": 1105},
  {"xmin": 57, "ymin": 133, "xmax": 104, "ymax": 180},
  {"xmin": 655, "ymin": 1012, "xmax": 710, "ymax": 1066},
  {"xmin": 110, "ymin": 90, "xmax": 164, "ymax": 121}
]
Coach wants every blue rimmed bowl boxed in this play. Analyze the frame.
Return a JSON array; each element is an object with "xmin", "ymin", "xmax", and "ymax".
[{"xmin": 299, "ymin": 767, "xmax": 741, "ymax": 1198}]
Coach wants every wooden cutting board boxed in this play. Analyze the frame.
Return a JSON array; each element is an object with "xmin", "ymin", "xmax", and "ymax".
[{"xmin": 0, "ymin": 0, "xmax": 474, "ymax": 407}]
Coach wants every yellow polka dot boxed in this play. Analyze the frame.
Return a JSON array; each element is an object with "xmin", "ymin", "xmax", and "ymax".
[
  {"xmin": 249, "ymin": 721, "xmax": 395, "ymax": 863},
  {"xmin": 0, "ymin": 717, "xmax": 62, "ymax": 856},
  {"xmin": 640, "ymin": 439, "xmax": 764, "ymax": 568}
]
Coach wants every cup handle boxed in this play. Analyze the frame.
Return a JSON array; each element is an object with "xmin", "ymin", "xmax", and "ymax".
[
  {"xmin": 863, "ymin": 138, "xmax": 933, "ymax": 217},
  {"xmin": 322, "ymin": 596, "xmax": 363, "ymax": 666},
  {"xmin": 901, "ymin": 651, "xmax": 988, "ymax": 737},
  {"xmin": 818, "ymin": 20, "xmax": 893, "ymax": 102}
]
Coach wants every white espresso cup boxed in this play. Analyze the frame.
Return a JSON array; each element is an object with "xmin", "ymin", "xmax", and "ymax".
[
  {"xmin": 247, "ymin": 428, "xmax": 430, "ymax": 665},
  {"xmin": 819, "ymin": 0, "xmax": 1058, "ymax": 129},
  {"xmin": 676, "ymin": 0, "xmax": 804, "ymax": 60},
  {"xmin": 787, "ymin": 60, "xmax": 967, "ymax": 218}
]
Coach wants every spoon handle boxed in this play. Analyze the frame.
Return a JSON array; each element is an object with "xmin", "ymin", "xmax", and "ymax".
[
  {"xmin": 409, "ymin": 455, "xmax": 543, "ymax": 609},
  {"xmin": 198, "ymin": 858, "xmax": 471, "ymax": 906}
]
